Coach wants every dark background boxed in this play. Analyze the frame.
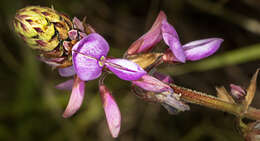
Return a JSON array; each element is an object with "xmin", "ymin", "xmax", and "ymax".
[{"xmin": 1, "ymin": 0, "xmax": 260, "ymax": 140}]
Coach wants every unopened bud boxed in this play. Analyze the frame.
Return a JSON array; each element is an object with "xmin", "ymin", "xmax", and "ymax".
[
  {"xmin": 230, "ymin": 84, "xmax": 246, "ymax": 101},
  {"xmin": 13, "ymin": 6, "xmax": 72, "ymax": 52}
]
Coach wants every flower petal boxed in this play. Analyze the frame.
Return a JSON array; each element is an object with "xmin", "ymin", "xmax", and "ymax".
[
  {"xmin": 72, "ymin": 33, "xmax": 108, "ymax": 81},
  {"xmin": 58, "ymin": 66, "xmax": 76, "ymax": 77},
  {"xmin": 153, "ymin": 72, "xmax": 174, "ymax": 84},
  {"xmin": 161, "ymin": 19, "xmax": 179, "ymax": 40},
  {"xmin": 72, "ymin": 52, "xmax": 102, "ymax": 81},
  {"xmin": 63, "ymin": 76, "xmax": 85, "ymax": 118},
  {"xmin": 183, "ymin": 38, "xmax": 223, "ymax": 61},
  {"xmin": 132, "ymin": 74, "xmax": 173, "ymax": 93},
  {"xmin": 99, "ymin": 85, "xmax": 121, "ymax": 138},
  {"xmin": 126, "ymin": 11, "xmax": 166, "ymax": 55},
  {"xmin": 56, "ymin": 79, "xmax": 74, "ymax": 90},
  {"xmin": 105, "ymin": 58, "xmax": 147, "ymax": 81},
  {"xmin": 161, "ymin": 20, "xmax": 185, "ymax": 63},
  {"xmin": 73, "ymin": 17, "xmax": 84, "ymax": 32},
  {"xmin": 72, "ymin": 33, "xmax": 109, "ymax": 59}
]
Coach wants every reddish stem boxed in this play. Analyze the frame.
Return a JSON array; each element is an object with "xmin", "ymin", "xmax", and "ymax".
[{"xmin": 170, "ymin": 84, "xmax": 260, "ymax": 120}]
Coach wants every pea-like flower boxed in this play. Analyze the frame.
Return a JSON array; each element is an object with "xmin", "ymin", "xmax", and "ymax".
[
  {"xmin": 127, "ymin": 11, "xmax": 223, "ymax": 63},
  {"xmin": 57, "ymin": 33, "xmax": 147, "ymax": 137},
  {"xmin": 72, "ymin": 33, "xmax": 146, "ymax": 81}
]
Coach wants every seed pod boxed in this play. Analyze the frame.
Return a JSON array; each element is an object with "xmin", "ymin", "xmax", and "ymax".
[{"xmin": 13, "ymin": 6, "xmax": 73, "ymax": 52}]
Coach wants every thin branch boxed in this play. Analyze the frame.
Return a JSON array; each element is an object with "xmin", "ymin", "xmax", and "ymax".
[{"xmin": 170, "ymin": 84, "xmax": 260, "ymax": 120}]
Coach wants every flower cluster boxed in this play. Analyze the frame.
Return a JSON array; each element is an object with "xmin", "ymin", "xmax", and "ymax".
[
  {"xmin": 14, "ymin": 7, "xmax": 224, "ymax": 138},
  {"xmin": 125, "ymin": 11, "xmax": 224, "ymax": 115},
  {"xmin": 57, "ymin": 33, "xmax": 147, "ymax": 137},
  {"xmin": 56, "ymin": 11, "xmax": 223, "ymax": 138},
  {"xmin": 127, "ymin": 11, "xmax": 223, "ymax": 63}
]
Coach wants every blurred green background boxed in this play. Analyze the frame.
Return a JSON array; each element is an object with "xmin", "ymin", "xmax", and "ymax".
[{"xmin": 1, "ymin": 0, "xmax": 260, "ymax": 140}]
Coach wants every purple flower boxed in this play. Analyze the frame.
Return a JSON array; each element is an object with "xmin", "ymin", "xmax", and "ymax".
[
  {"xmin": 57, "ymin": 33, "xmax": 147, "ymax": 138},
  {"xmin": 127, "ymin": 11, "xmax": 223, "ymax": 63},
  {"xmin": 72, "ymin": 33, "xmax": 147, "ymax": 81}
]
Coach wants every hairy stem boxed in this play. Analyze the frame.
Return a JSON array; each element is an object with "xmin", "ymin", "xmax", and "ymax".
[{"xmin": 170, "ymin": 84, "xmax": 260, "ymax": 120}]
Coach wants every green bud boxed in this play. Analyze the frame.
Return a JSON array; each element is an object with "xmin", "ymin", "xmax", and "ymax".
[{"xmin": 13, "ymin": 6, "xmax": 73, "ymax": 52}]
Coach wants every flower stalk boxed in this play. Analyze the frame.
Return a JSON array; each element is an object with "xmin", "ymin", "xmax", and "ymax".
[{"xmin": 170, "ymin": 84, "xmax": 260, "ymax": 121}]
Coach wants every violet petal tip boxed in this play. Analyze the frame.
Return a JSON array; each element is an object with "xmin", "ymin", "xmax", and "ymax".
[
  {"xmin": 62, "ymin": 76, "xmax": 85, "ymax": 118},
  {"xmin": 183, "ymin": 38, "xmax": 223, "ymax": 61},
  {"xmin": 99, "ymin": 85, "xmax": 121, "ymax": 138}
]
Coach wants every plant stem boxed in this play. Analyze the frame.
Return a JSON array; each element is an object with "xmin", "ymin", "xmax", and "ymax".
[{"xmin": 170, "ymin": 84, "xmax": 260, "ymax": 120}]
